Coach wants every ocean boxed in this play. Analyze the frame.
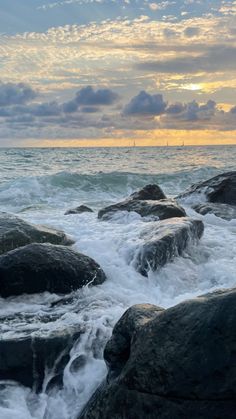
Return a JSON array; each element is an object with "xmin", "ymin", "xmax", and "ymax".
[{"xmin": 0, "ymin": 145, "xmax": 236, "ymax": 418}]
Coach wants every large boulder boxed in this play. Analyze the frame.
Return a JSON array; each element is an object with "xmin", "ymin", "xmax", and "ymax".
[
  {"xmin": 193, "ymin": 202, "xmax": 236, "ymax": 221},
  {"xmin": 79, "ymin": 288, "xmax": 236, "ymax": 419},
  {"xmin": 65, "ymin": 205, "xmax": 94, "ymax": 215},
  {"xmin": 98, "ymin": 199, "xmax": 186, "ymax": 221},
  {"xmin": 132, "ymin": 217, "xmax": 204, "ymax": 276},
  {"xmin": 0, "ymin": 324, "xmax": 82, "ymax": 391},
  {"xmin": 177, "ymin": 171, "xmax": 236, "ymax": 205},
  {"xmin": 98, "ymin": 184, "xmax": 185, "ymax": 221},
  {"xmin": 0, "ymin": 243, "xmax": 106, "ymax": 297},
  {"xmin": 0, "ymin": 212, "xmax": 74, "ymax": 255}
]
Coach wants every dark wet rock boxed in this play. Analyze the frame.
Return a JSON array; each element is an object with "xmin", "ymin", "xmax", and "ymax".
[
  {"xmin": 0, "ymin": 325, "xmax": 82, "ymax": 391},
  {"xmin": 65, "ymin": 205, "xmax": 94, "ymax": 215},
  {"xmin": 0, "ymin": 243, "xmax": 106, "ymax": 297},
  {"xmin": 133, "ymin": 217, "xmax": 204, "ymax": 276},
  {"xmin": 79, "ymin": 288, "xmax": 236, "ymax": 419},
  {"xmin": 193, "ymin": 202, "xmax": 236, "ymax": 220},
  {"xmin": 98, "ymin": 183, "xmax": 184, "ymax": 221},
  {"xmin": 129, "ymin": 184, "xmax": 166, "ymax": 201},
  {"xmin": 98, "ymin": 199, "xmax": 186, "ymax": 221},
  {"xmin": 104, "ymin": 304, "xmax": 164, "ymax": 380},
  {"xmin": 177, "ymin": 171, "xmax": 236, "ymax": 205},
  {"xmin": 0, "ymin": 212, "xmax": 74, "ymax": 255}
]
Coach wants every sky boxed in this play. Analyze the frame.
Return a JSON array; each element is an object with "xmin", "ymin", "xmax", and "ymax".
[{"xmin": 0, "ymin": 0, "xmax": 235, "ymax": 146}]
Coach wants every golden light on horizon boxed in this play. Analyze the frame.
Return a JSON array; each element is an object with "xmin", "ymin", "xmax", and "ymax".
[{"xmin": 23, "ymin": 129, "xmax": 236, "ymax": 148}]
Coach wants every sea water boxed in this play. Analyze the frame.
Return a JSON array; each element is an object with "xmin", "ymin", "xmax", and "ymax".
[{"xmin": 0, "ymin": 146, "xmax": 236, "ymax": 418}]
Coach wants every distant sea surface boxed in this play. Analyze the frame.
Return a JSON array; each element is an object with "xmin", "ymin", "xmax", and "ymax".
[{"xmin": 0, "ymin": 145, "xmax": 236, "ymax": 419}]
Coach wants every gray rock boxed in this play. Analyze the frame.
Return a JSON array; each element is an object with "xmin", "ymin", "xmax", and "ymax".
[
  {"xmin": 65, "ymin": 205, "xmax": 94, "ymax": 215},
  {"xmin": 133, "ymin": 217, "xmax": 204, "ymax": 276},
  {"xmin": 79, "ymin": 288, "xmax": 236, "ymax": 419},
  {"xmin": 0, "ymin": 212, "xmax": 74, "ymax": 255},
  {"xmin": 177, "ymin": 171, "xmax": 236, "ymax": 205},
  {"xmin": 0, "ymin": 243, "xmax": 106, "ymax": 297},
  {"xmin": 0, "ymin": 325, "xmax": 82, "ymax": 391},
  {"xmin": 193, "ymin": 202, "xmax": 236, "ymax": 220},
  {"xmin": 98, "ymin": 199, "xmax": 186, "ymax": 221}
]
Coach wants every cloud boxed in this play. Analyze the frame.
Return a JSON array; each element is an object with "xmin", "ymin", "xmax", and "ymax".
[
  {"xmin": 135, "ymin": 46, "xmax": 236, "ymax": 74},
  {"xmin": 63, "ymin": 86, "xmax": 119, "ymax": 113},
  {"xmin": 148, "ymin": 1, "xmax": 175, "ymax": 11},
  {"xmin": 75, "ymin": 86, "xmax": 119, "ymax": 106},
  {"xmin": 0, "ymin": 82, "xmax": 37, "ymax": 107},
  {"xmin": 123, "ymin": 90, "xmax": 167, "ymax": 116},
  {"xmin": 230, "ymin": 105, "xmax": 236, "ymax": 114},
  {"xmin": 184, "ymin": 26, "xmax": 200, "ymax": 37},
  {"xmin": 0, "ymin": 85, "xmax": 235, "ymax": 139}
]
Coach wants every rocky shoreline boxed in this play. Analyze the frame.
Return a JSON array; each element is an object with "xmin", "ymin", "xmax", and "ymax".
[{"xmin": 0, "ymin": 171, "xmax": 236, "ymax": 418}]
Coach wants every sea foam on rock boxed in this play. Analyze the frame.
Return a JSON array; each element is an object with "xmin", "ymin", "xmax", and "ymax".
[
  {"xmin": 0, "ymin": 212, "xmax": 74, "ymax": 255},
  {"xmin": 193, "ymin": 202, "xmax": 236, "ymax": 220},
  {"xmin": 132, "ymin": 217, "xmax": 204, "ymax": 276},
  {"xmin": 65, "ymin": 205, "xmax": 94, "ymax": 215},
  {"xmin": 79, "ymin": 288, "xmax": 236, "ymax": 419},
  {"xmin": 0, "ymin": 324, "xmax": 82, "ymax": 391},
  {"xmin": 0, "ymin": 243, "xmax": 106, "ymax": 297},
  {"xmin": 178, "ymin": 171, "xmax": 236, "ymax": 205},
  {"xmin": 98, "ymin": 184, "xmax": 185, "ymax": 221}
]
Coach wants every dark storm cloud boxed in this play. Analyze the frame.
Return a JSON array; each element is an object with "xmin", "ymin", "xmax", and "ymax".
[
  {"xmin": 123, "ymin": 90, "xmax": 167, "ymax": 116},
  {"xmin": 0, "ymin": 82, "xmax": 37, "ymax": 106},
  {"xmin": 135, "ymin": 46, "xmax": 236, "ymax": 74}
]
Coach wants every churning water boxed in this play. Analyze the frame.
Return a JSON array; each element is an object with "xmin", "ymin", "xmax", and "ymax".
[{"xmin": 0, "ymin": 146, "xmax": 236, "ymax": 418}]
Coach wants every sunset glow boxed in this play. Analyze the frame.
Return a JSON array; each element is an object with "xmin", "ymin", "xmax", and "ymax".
[{"xmin": 0, "ymin": 0, "xmax": 235, "ymax": 146}]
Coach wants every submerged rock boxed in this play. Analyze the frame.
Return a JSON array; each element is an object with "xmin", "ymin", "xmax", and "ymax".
[
  {"xmin": 0, "ymin": 325, "xmax": 82, "ymax": 391},
  {"xmin": 79, "ymin": 288, "xmax": 236, "ymax": 419},
  {"xmin": 98, "ymin": 199, "xmax": 186, "ymax": 221},
  {"xmin": 193, "ymin": 202, "xmax": 236, "ymax": 221},
  {"xmin": 133, "ymin": 217, "xmax": 204, "ymax": 276},
  {"xmin": 0, "ymin": 212, "xmax": 74, "ymax": 255},
  {"xmin": 65, "ymin": 205, "xmax": 94, "ymax": 215},
  {"xmin": 0, "ymin": 243, "xmax": 106, "ymax": 297},
  {"xmin": 129, "ymin": 184, "xmax": 166, "ymax": 201},
  {"xmin": 177, "ymin": 171, "xmax": 236, "ymax": 205}
]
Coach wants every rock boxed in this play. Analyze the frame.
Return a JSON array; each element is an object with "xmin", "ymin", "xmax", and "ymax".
[
  {"xmin": 0, "ymin": 325, "xmax": 82, "ymax": 391},
  {"xmin": 79, "ymin": 288, "xmax": 236, "ymax": 419},
  {"xmin": 0, "ymin": 212, "xmax": 74, "ymax": 255},
  {"xmin": 65, "ymin": 205, "xmax": 94, "ymax": 215},
  {"xmin": 104, "ymin": 304, "xmax": 164, "ymax": 380},
  {"xmin": 193, "ymin": 202, "xmax": 236, "ymax": 220},
  {"xmin": 132, "ymin": 217, "xmax": 204, "ymax": 276},
  {"xmin": 129, "ymin": 184, "xmax": 166, "ymax": 201},
  {"xmin": 98, "ymin": 184, "xmax": 184, "ymax": 221},
  {"xmin": 177, "ymin": 171, "xmax": 236, "ymax": 205},
  {"xmin": 0, "ymin": 243, "xmax": 106, "ymax": 297},
  {"xmin": 98, "ymin": 199, "xmax": 186, "ymax": 221}
]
